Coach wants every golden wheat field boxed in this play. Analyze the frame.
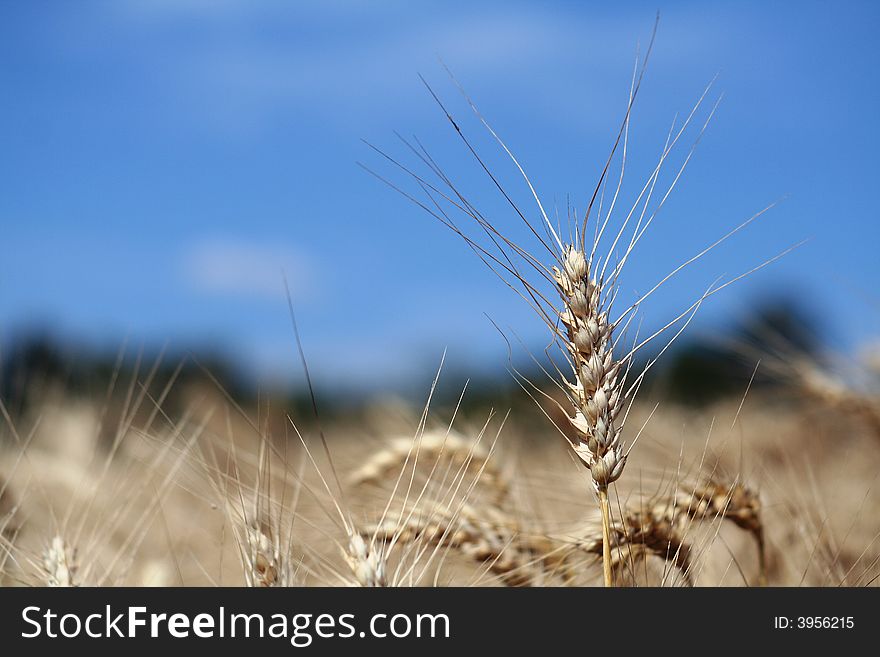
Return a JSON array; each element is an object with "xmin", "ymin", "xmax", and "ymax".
[{"xmin": 1, "ymin": 345, "xmax": 878, "ymax": 587}]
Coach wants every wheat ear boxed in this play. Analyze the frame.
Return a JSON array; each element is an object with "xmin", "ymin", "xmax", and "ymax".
[
  {"xmin": 361, "ymin": 502, "xmax": 547, "ymax": 586},
  {"xmin": 240, "ymin": 521, "xmax": 292, "ymax": 587},
  {"xmin": 349, "ymin": 429, "xmax": 510, "ymax": 505},
  {"xmin": 344, "ymin": 534, "xmax": 388, "ymax": 587},
  {"xmin": 553, "ymin": 246, "xmax": 628, "ymax": 586},
  {"xmin": 799, "ymin": 361, "xmax": 880, "ymax": 439},
  {"xmin": 571, "ymin": 479, "xmax": 765, "ymax": 585},
  {"xmin": 363, "ymin": 497, "xmax": 697, "ymax": 586},
  {"xmin": 573, "ymin": 515, "xmax": 694, "ymax": 586},
  {"xmin": 42, "ymin": 535, "xmax": 78, "ymax": 587},
  {"xmin": 673, "ymin": 480, "xmax": 765, "ymax": 584}
]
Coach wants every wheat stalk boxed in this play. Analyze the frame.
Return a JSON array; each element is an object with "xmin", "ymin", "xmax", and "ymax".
[
  {"xmin": 199, "ymin": 420, "xmax": 302, "ymax": 587},
  {"xmin": 553, "ymin": 246, "xmax": 629, "ymax": 587},
  {"xmin": 0, "ymin": 475, "xmax": 18, "ymax": 540},
  {"xmin": 365, "ymin": 51, "xmax": 733, "ymax": 586}
]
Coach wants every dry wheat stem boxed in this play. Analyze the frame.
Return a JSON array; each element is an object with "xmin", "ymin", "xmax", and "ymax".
[
  {"xmin": 598, "ymin": 488, "xmax": 614, "ymax": 586},
  {"xmin": 0, "ymin": 475, "xmax": 18, "ymax": 540}
]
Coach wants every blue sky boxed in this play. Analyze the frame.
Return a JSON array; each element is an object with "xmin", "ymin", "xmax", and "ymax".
[{"xmin": 1, "ymin": 1, "xmax": 878, "ymax": 391}]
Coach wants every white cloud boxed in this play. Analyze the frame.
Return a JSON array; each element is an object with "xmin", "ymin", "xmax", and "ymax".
[
  {"xmin": 58, "ymin": 3, "xmax": 734, "ymax": 139},
  {"xmin": 168, "ymin": 11, "xmax": 570, "ymax": 119},
  {"xmin": 95, "ymin": 4, "xmax": 639, "ymax": 129},
  {"xmin": 182, "ymin": 238, "xmax": 314, "ymax": 300}
]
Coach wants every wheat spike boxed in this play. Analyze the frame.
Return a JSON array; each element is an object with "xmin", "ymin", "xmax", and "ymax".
[
  {"xmin": 240, "ymin": 521, "xmax": 292, "ymax": 587},
  {"xmin": 361, "ymin": 502, "xmax": 548, "ymax": 586},
  {"xmin": 799, "ymin": 361, "xmax": 880, "ymax": 438},
  {"xmin": 673, "ymin": 479, "xmax": 766, "ymax": 583},
  {"xmin": 567, "ymin": 479, "xmax": 765, "ymax": 586},
  {"xmin": 43, "ymin": 535, "xmax": 78, "ymax": 587},
  {"xmin": 344, "ymin": 534, "xmax": 388, "ymax": 587},
  {"xmin": 349, "ymin": 429, "xmax": 509, "ymax": 505},
  {"xmin": 565, "ymin": 505, "xmax": 694, "ymax": 586}
]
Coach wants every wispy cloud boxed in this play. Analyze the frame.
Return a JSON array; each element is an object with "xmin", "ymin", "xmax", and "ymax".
[
  {"xmin": 182, "ymin": 238, "xmax": 314, "ymax": 301},
  {"xmin": 83, "ymin": 3, "xmax": 704, "ymax": 133},
  {"xmin": 161, "ymin": 11, "xmax": 575, "ymax": 127},
  {"xmin": 47, "ymin": 2, "xmax": 734, "ymax": 141}
]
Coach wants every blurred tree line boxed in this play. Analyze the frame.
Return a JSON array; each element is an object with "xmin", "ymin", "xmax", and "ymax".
[{"xmin": 0, "ymin": 295, "xmax": 822, "ymax": 428}]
